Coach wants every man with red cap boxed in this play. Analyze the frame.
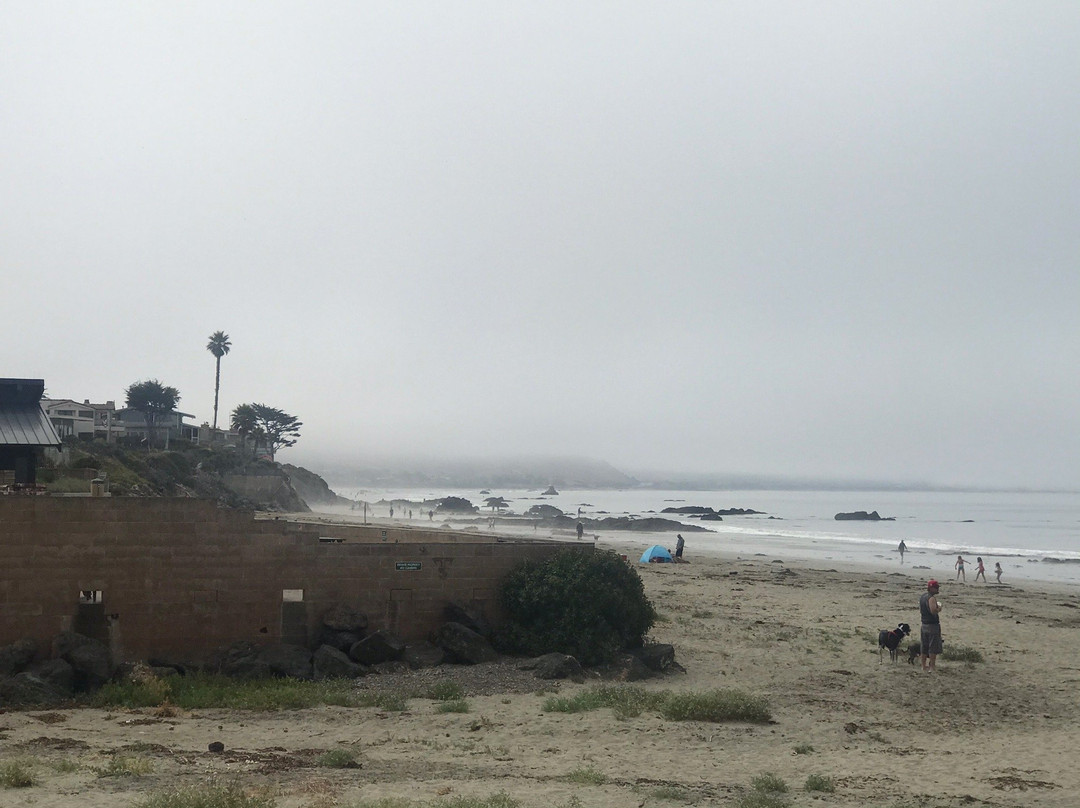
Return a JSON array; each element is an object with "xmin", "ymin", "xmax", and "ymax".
[{"xmin": 919, "ymin": 579, "xmax": 944, "ymax": 672}]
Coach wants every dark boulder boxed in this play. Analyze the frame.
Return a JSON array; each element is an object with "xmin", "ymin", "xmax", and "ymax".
[
  {"xmin": 524, "ymin": 504, "xmax": 566, "ymax": 520},
  {"xmin": 313, "ymin": 645, "xmax": 368, "ymax": 680},
  {"xmin": 256, "ymin": 643, "xmax": 314, "ymax": 680},
  {"xmin": 444, "ymin": 603, "xmax": 491, "ymax": 638},
  {"xmin": 52, "ymin": 631, "xmax": 113, "ymax": 691},
  {"xmin": 432, "ymin": 622, "xmax": 499, "ymax": 665},
  {"xmin": 208, "ymin": 641, "xmax": 260, "ymax": 674},
  {"xmin": 403, "ymin": 642, "xmax": 446, "ymax": 670},
  {"xmin": 598, "ymin": 653, "xmax": 654, "ymax": 682},
  {"xmin": 633, "ymin": 643, "xmax": 676, "ymax": 672},
  {"xmin": 519, "ymin": 653, "xmax": 584, "ymax": 681},
  {"xmin": 542, "ymin": 486, "xmax": 559, "ymax": 495},
  {"xmin": 697, "ymin": 513, "xmax": 724, "ymax": 521},
  {"xmin": 27, "ymin": 658, "xmax": 75, "ymax": 694},
  {"xmin": 321, "ymin": 604, "xmax": 369, "ymax": 633},
  {"xmin": 0, "ymin": 672, "xmax": 69, "ymax": 706},
  {"xmin": 0, "ymin": 638, "xmax": 36, "ymax": 676},
  {"xmin": 349, "ymin": 630, "xmax": 406, "ymax": 666},
  {"xmin": 315, "ymin": 627, "xmax": 365, "ymax": 653}
]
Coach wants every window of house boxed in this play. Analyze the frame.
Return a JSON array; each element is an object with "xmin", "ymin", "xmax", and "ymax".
[
  {"xmin": 78, "ymin": 410, "xmax": 93, "ymax": 418},
  {"xmin": 282, "ymin": 589, "xmax": 304, "ymax": 602}
]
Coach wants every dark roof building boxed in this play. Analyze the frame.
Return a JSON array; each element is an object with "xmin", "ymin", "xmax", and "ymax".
[{"xmin": 0, "ymin": 378, "xmax": 62, "ymax": 488}]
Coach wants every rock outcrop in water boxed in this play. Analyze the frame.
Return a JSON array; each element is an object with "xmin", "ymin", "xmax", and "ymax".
[{"xmin": 834, "ymin": 510, "xmax": 895, "ymax": 521}]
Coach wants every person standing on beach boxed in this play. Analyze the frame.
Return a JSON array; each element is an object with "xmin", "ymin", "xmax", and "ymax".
[
  {"xmin": 898, "ymin": 540, "xmax": 907, "ymax": 564},
  {"xmin": 576, "ymin": 522, "xmax": 584, "ymax": 540},
  {"xmin": 974, "ymin": 557, "xmax": 986, "ymax": 582},
  {"xmin": 675, "ymin": 534, "xmax": 685, "ymax": 561},
  {"xmin": 954, "ymin": 555, "xmax": 967, "ymax": 582},
  {"xmin": 920, "ymin": 579, "xmax": 944, "ymax": 672},
  {"xmin": 994, "ymin": 562, "xmax": 1003, "ymax": 583}
]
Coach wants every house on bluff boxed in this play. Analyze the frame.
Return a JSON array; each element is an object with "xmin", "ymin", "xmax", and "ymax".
[
  {"xmin": 0, "ymin": 378, "xmax": 62, "ymax": 489},
  {"xmin": 0, "ymin": 496, "xmax": 585, "ymax": 665}
]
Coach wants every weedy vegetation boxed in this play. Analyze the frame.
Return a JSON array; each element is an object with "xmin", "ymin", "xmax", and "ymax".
[
  {"xmin": 90, "ymin": 674, "xmax": 411, "ymax": 711},
  {"xmin": 750, "ymin": 773, "xmax": 788, "ymax": 794},
  {"xmin": 564, "ymin": 766, "xmax": 608, "ymax": 785},
  {"xmin": 804, "ymin": 774, "xmax": 835, "ymax": 792},
  {"xmin": 435, "ymin": 699, "xmax": 470, "ymax": 713},
  {"xmin": 133, "ymin": 783, "xmax": 276, "ymax": 808},
  {"xmin": 941, "ymin": 645, "xmax": 984, "ymax": 663},
  {"xmin": 316, "ymin": 748, "xmax": 359, "ymax": 768},
  {"xmin": 543, "ymin": 684, "xmax": 770, "ymax": 723},
  {"xmin": 95, "ymin": 755, "xmax": 154, "ymax": 777},
  {"xmin": 0, "ymin": 759, "xmax": 37, "ymax": 788}
]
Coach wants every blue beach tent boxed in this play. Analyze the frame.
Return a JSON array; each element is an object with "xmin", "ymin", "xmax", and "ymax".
[{"xmin": 640, "ymin": 545, "xmax": 673, "ymax": 563}]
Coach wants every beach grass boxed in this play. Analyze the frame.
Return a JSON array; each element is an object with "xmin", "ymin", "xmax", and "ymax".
[
  {"xmin": 804, "ymin": 774, "xmax": 835, "ymax": 792},
  {"xmin": 435, "ymin": 699, "xmax": 470, "ymax": 713},
  {"xmin": 750, "ymin": 773, "xmax": 788, "ymax": 794},
  {"xmin": 89, "ymin": 674, "xmax": 410, "ymax": 711},
  {"xmin": 95, "ymin": 755, "xmax": 154, "ymax": 777},
  {"xmin": 564, "ymin": 766, "xmax": 608, "ymax": 785},
  {"xmin": 133, "ymin": 783, "xmax": 275, "ymax": 808},
  {"xmin": 340, "ymin": 795, "xmax": 521, "ymax": 808},
  {"xmin": 0, "ymin": 759, "xmax": 37, "ymax": 788},
  {"xmin": 792, "ymin": 743, "xmax": 814, "ymax": 754},
  {"xmin": 425, "ymin": 681, "xmax": 466, "ymax": 701},
  {"xmin": 316, "ymin": 749, "xmax": 359, "ymax": 768},
  {"xmin": 661, "ymin": 689, "xmax": 772, "ymax": 724},
  {"xmin": 941, "ymin": 645, "xmax": 984, "ymax": 663},
  {"xmin": 543, "ymin": 684, "xmax": 770, "ymax": 723},
  {"xmin": 735, "ymin": 793, "xmax": 789, "ymax": 808}
]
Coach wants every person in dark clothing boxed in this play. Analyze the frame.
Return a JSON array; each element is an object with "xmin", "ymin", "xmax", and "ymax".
[
  {"xmin": 919, "ymin": 579, "xmax": 944, "ymax": 672},
  {"xmin": 576, "ymin": 522, "xmax": 584, "ymax": 540},
  {"xmin": 675, "ymin": 534, "xmax": 685, "ymax": 561}
]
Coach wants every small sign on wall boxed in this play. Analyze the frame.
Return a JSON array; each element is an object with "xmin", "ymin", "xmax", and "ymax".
[{"xmin": 395, "ymin": 561, "xmax": 422, "ymax": 571}]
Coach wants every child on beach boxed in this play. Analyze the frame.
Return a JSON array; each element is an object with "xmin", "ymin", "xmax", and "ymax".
[
  {"xmin": 955, "ymin": 554, "xmax": 967, "ymax": 582},
  {"xmin": 994, "ymin": 562, "xmax": 1003, "ymax": 583},
  {"xmin": 974, "ymin": 557, "xmax": 986, "ymax": 582}
]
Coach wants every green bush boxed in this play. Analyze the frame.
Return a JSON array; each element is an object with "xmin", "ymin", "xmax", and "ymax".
[
  {"xmin": 496, "ymin": 550, "xmax": 656, "ymax": 665},
  {"xmin": 317, "ymin": 749, "xmax": 358, "ymax": 768}
]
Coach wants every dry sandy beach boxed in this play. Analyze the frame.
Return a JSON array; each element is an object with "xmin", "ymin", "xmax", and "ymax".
[{"xmin": 2, "ymin": 532, "xmax": 1079, "ymax": 808}]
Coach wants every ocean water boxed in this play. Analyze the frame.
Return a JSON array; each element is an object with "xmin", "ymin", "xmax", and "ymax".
[{"xmin": 331, "ymin": 486, "xmax": 1080, "ymax": 587}]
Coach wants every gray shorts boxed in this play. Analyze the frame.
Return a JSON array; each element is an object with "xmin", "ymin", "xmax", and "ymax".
[{"xmin": 921, "ymin": 624, "xmax": 943, "ymax": 655}]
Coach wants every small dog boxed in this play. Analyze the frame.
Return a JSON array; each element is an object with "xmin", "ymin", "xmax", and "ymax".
[
  {"xmin": 906, "ymin": 642, "xmax": 921, "ymax": 665},
  {"xmin": 877, "ymin": 622, "xmax": 912, "ymax": 662}
]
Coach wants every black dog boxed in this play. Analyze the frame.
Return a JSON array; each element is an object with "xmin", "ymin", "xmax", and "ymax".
[{"xmin": 878, "ymin": 622, "xmax": 912, "ymax": 662}]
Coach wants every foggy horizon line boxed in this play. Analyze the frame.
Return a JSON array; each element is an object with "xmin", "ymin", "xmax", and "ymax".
[{"xmin": 294, "ymin": 451, "xmax": 1079, "ymax": 496}]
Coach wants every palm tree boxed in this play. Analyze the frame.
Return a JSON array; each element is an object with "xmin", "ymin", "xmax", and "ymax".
[{"xmin": 206, "ymin": 331, "xmax": 231, "ymax": 431}]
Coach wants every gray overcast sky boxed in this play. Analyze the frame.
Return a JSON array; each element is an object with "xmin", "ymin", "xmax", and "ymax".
[{"xmin": 3, "ymin": 3, "xmax": 1078, "ymax": 489}]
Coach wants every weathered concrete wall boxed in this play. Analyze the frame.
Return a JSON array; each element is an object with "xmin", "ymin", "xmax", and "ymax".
[{"xmin": 0, "ymin": 498, "xmax": 585, "ymax": 664}]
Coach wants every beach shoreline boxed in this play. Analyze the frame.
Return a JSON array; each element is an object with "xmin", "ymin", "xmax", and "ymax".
[{"xmin": 3, "ymin": 520, "xmax": 1079, "ymax": 807}]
